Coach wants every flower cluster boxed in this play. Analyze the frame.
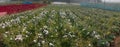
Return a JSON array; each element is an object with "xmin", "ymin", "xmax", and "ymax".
[{"xmin": 0, "ymin": 4, "xmax": 46, "ymax": 15}]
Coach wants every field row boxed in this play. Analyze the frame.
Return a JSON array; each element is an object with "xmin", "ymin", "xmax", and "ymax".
[
  {"xmin": 0, "ymin": 4, "xmax": 46, "ymax": 15},
  {"xmin": 0, "ymin": 5, "xmax": 120, "ymax": 47}
]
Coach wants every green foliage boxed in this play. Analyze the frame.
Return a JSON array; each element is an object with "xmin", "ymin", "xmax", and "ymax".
[{"xmin": 0, "ymin": 5, "xmax": 120, "ymax": 47}]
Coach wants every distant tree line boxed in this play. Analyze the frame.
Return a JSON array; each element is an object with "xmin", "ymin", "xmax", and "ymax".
[{"xmin": 9, "ymin": 0, "xmax": 102, "ymax": 4}]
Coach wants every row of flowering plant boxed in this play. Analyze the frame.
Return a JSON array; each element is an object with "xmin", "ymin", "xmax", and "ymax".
[
  {"xmin": 0, "ymin": 5, "xmax": 120, "ymax": 47},
  {"xmin": 0, "ymin": 4, "xmax": 46, "ymax": 14}
]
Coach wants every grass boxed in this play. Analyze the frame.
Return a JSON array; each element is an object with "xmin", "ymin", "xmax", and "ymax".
[{"xmin": 0, "ymin": 5, "xmax": 120, "ymax": 47}]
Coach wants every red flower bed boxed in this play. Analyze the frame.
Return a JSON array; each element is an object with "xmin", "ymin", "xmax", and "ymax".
[{"xmin": 0, "ymin": 4, "xmax": 46, "ymax": 15}]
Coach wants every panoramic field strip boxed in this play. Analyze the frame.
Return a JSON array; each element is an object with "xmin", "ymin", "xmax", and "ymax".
[{"xmin": 0, "ymin": 5, "xmax": 120, "ymax": 47}]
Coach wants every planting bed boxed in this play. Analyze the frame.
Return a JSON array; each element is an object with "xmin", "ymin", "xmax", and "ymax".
[
  {"xmin": 0, "ymin": 4, "xmax": 46, "ymax": 15},
  {"xmin": 0, "ymin": 5, "xmax": 120, "ymax": 47}
]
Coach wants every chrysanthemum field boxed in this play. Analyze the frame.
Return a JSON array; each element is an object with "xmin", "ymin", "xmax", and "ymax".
[{"xmin": 0, "ymin": 5, "xmax": 120, "ymax": 47}]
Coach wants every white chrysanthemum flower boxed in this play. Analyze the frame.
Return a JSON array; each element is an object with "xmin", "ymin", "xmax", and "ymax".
[
  {"xmin": 5, "ymin": 22, "xmax": 10, "ymax": 26},
  {"xmin": 43, "ymin": 30, "xmax": 49, "ymax": 35},
  {"xmin": 25, "ymin": 31, "xmax": 29, "ymax": 34},
  {"xmin": 51, "ymin": 35, "xmax": 54, "ymax": 37},
  {"xmin": 68, "ymin": 19, "xmax": 70, "ymax": 22},
  {"xmin": 49, "ymin": 43, "xmax": 54, "ymax": 46},
  {"xmin": 5, "ymin": 31, "xmax": 9, "ymax": 34},
  {"xmin": 25, "ymin": 35, "xmax": 28, "ymax": 38},
  {"xmin": 43, "ymin": 26, "xmax": 48, "ymax": 28},
  {"xmin": 55, "ymin": 29, "xmax": 57, "ymax": 32},
  {"xmin": 95, "ymin": 34, "xmax": 100, "ymax": 39},
  {"xmin": 3, "ymin": 34, "xmax": 7, "ymax": 37},
  {"xmin": 64, "ymin": 29, "xmax": 67, "ymax": 31},
  {"xmin": 70, "ymin": 25, "xmax": 72, "ymax": 28},
  {"xmin": 10, "ymin": 38, "xmax": 13, "ymax": 40},
  {"xmin": 87, "ymin": 32, "xmax": 90, "ymax": 35},
  {"xmin": 33, "ymin": 40, "xmax": 37, "ymax": 43},
  {"xmin": 42, "ymin": 40, "xmax": 45, "ymax": 44},
  {"xmin": 38, "ymin": 33, "xmax": 42, "ymax": 36},
  {"xmin": 2, "ymin": 25, "xmax": 5, "ymax": 28},
  {"xmin": 88, "ymin": 44, "xmax": 91, "ymax": 46},
  {"xmin": 61, "ymin": 16, "xmax": 65, "ymax": 18},
  {"xmin": 10, "ymin": 19, "xmax": 14, "ymax": 22},
  {"xmin": 70, "ymin": 35, "xmax": 76, "ymax": 37},
  {"xmin": 51, "ymin": 15, "xmax": 54, "ymax": 17},
  {"xmin": 27, "ymin": 21, "xmax": 30, "ymax": 23},
  {"xmin": 82, "ymin": 28, "xmax": 86, "ymax": 31},
  {"xmin": 63, "ymin": 35, "xmax": 67, "ymax": 38},
  {"xmin": 15, "ymin": 34, "xmax": 23, "ymax": 41},
  {"xmin": 93, "ymin": 31, "xmax": 96, "ymax": 34},
  {"xmin": 56, "ymin": 34, "xmax": 58, "ymax": 36},
  {"xmin": 38, "ymin": 43, "xmax": 41, "ymax": 46}
]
